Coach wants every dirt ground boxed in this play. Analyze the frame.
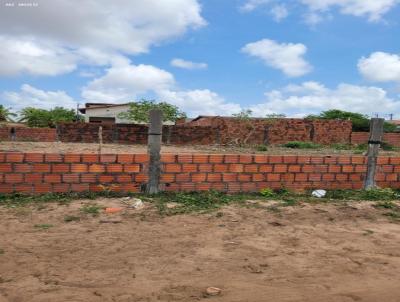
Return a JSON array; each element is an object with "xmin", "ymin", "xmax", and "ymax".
[
  {"xmin": 1, "ymin": 141, "xmax": 399, "ymax": 155},
  {"xmin": 1, "ymin": 198, "xmax": 400, "ymax": 302}
]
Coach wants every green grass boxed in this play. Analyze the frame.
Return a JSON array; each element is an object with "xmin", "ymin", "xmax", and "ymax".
[
  {"xmin": 64, "ymin": 215, "xmax": 81, "ymax": 222},
  {"xmin": 256, "ymin": 145, "xmax": 268, "ymax": 151},
  {"xmin": 0, "ymin": 248, "xmax": 4, "ymax": 255},
  {"xmin": 80, "ymin": 204, "xmax": 102, "ymax": 216},
  {"xmin": 34, "ymin": 224, "xmax": 53, "ymax": 230},
  {"xmin": 282, "ymin": 141, "xmax": 322, "ymax": 149}
]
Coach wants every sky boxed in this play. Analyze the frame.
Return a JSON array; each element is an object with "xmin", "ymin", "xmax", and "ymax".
[{"xmin": 0, "ymin": 0, "xmax": 400, "ymax": 118}]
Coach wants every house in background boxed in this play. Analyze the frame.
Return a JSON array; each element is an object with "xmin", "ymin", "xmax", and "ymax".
[{"xmin": 78, "ymin": 103, "xmax": 175, "ymax": 125}]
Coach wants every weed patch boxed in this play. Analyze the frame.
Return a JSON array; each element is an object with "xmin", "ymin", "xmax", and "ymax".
[
  {"xmin": 282, "ymin": 141, "xmax": 322, "ymax": 149},
  {"xmin": 80, "ymin": 204, "xmax": 102, "ymax": 216},
  {"xmin": 34, "ymin": 224, "xmax": 53, "ymax": 230}
]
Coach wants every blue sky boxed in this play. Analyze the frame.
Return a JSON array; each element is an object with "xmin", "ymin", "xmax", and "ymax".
[{"xmin": 1, "ymin": 0, "xmax": 400, "ymax": 118}]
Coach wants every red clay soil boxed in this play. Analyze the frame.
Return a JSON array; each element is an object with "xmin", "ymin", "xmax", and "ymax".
[{"xmin": 0, "ymin": 199, "xmax": 400, "ymax": 301}]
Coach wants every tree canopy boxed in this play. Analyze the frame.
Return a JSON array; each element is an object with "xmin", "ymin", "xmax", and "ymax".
[
  {"xmin": 118, "ymin": 100, "xmax": 186, "ymax": 123},
  {"xmin": 19, "ymin": 107, "xmax": 80, "ymax": 128},
  {"xmin": 305, "ymin": 109, "xmax": 397, "ymax": 132},
  {"xmin": 0, "ymin": 105, "xmax": 17, "ymax": 122}
]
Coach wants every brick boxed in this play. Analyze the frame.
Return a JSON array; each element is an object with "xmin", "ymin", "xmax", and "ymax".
[
  {"xmin": 192, "ymin": 173, "xmax": 207, "ymax": 182},
  {"xmin": 25, "ymin": 174, "xmax": 42, "ymax": 183},
  {"xmin": 99, "ymin": 175, "xmax": 114, "ymax": 183},
  {"xmin": 225, "ymin": 155, "xmax": 239, "ymax": 163},
  {"xmin": 180, "ymin": 183, "xmax": 196, "ymax": 191},
  {"xmin": 288, "ymin": 165, "xmax": 301, "ymax": 172},
  {"xmin": 336, "ymin": 174, "xmax": 348, "ymax": 181},
  {"xmin": 135, "ymin": 174, "xmax": 148, "ymax": 183},
  {"xmin": 302, "ymin": 165, "xmax": 315, "ymax": 173},
  {"xmin": 297, "ymin": 156, "xmax": 311, "ymax": 163},
  {"xmin": 25, "ymin": 153, "xmax": 44, "ymax": 163},
  {"xmin": 53, "ymin": 184, "xmax": 70, "ymax": 193},
  {"xmin": 228, "ymin": 182, "xmax": 241, "ymax": 193},
  {"xmin": 0, "ymin": 153, "xmax": 5, "ymax": 162},
  {"xmin": 196, "ymin": 183, "xmax": 212, "ymax": 191},
  {"xmin": 309, "ymin": 174, "xmax": 321, "ymax": 181},
  {"xmin": 100, "ymin": 154, "xmax": 116, "ymax": 163},
  {"xmin": 81, "ymin": 174, "xmax": 97, "ymax": 183},
  {"xmin": 0, "ymin": 184, "xmax": 13, "ymax": 193},
  {"xmin": 107, "ymin": 164, "xmax": 123, "ymax": 173},
  {"xmin": 198, "ymin": 164, "xmax": 213, "ymax": 172},
  {"xmin": 350, "ymin": 174, "xmax": 362, "ymax": 181},
  {"xmin": 209, "ymin": 155, "xmax": 224, "ymax": 163},
  {"xmin": 161, "ymin": 154, "xmax": 176, "ymax": 163},
  {"xmin": 5, "ymin": 174, "xmax": 23, "ymax": 183},
  {"xmin": 44, "ymin": 174, "xmax": 61, "ymax": 183},
  {"xmin": 238, "ymin": 174, "xmax": 251, "ymax": 182},
  {"xmin": 386, "ymin": 174, "xmax": 398, "ymax": 181},
  {"xmin": 338, "ymin": 157, "xmax": 351, "ymax": 164},
  {"xmin": 355, "ymin": 165, "xmax": 367, "ymax": 173},
  {"xmin": 45, "ymin": 154, "xmax": 63, "ymax": 162},
  {"xmin": 52, "ymin": 164, "xmax": 70, "ymax": 173},
  {"xmin": 117, "ymin": 154, "xmax": 134, "ymax": 163},
  {"xmin": 322, "ymin": 174, "xmax": 335, "ymax": 181},
  {"xmin": 0, "ymin": 163, "xmax": 12, "ymax": 172},
  {"xmin": 34, "ymin": 184, "xmax": 52, "ymax": 193},
  {"xmin": 121, "ymin": 184, "xmax": 141, "ymax": 193},
  {"xmin": 310, "ymin": 157, "xmax": 324, "ymax": 164},
  {"xmin": 242, "ymin": 182, "xmax": 256, "ymax": 192},
  {"xmin": 207, "ymin": 173, "xmax": 222, "ymax": 182},
  {"xmin": 89, "ymin": 164, "xmax": 105, "ymax": 173},
  {"xmin": 324, "ymin": 157, "xmax": 337, "ymax": 164},
  {"xmin": 223, "ymin": 173, "xmax": 237, "ymax": 182},
  {"xmin": 381, "ymin": 165, "xmax": 394, "ymax": 173},
  {"xmin": 259, "ymin": 165, "xmax": 273, "ymax": 173},
  {"xmin": 15, "ymin": 184, "xmax": 32, "ymax": 193},
  {"xmin": 65, "ymin": 154, "xmax": 81, "ymax": 163},
  {"xmin": 161, "ymin": 174, "xmax": 175, "ymax": 183},
  {"xmin": 283, "ymin": 156, "xmax": 297, "ymax": 164},
  {"xmin": 328, "ymin": 165, "xmax": 341, "ymax": 173},
  {"xmin": 71, "ymin": 183, "xmax": 90, "ymax": 192},
  {"xmin": 351, "ymin": 157, "xmax": 365, "ymax": 164},
  {"xmin": 229, "ymin": 164, "xmax": 244, "ymax": 173},
  {"xmin": 89, "ymin": 184, "xmax": 105, "ymax": 192},
  {"xmin": 274, "ymin": 164, "xmax": 287, "ymax": 173},
  {"xmin": 63, "ymin": 174, "xmax": 80, "ymax": 183},
  {"xmin": 182, "ymin": 164, "xmax": 197, "ymax": 172},
  {"xmin": 239, "ymin": 155, "xmax": 253, "ymax": 163},
  {"xmin": 377, "ymin": 157, "xmax": 390, "ymax": 165},
  {"xmin": 210, "ymin": 183, "xmax": 226, "ymax": 191},
  {"xmin": 214, "ymin": 164, "xmax": 228, "ymax": 172},
  {"xmin": 244, "ymin": 164, "xmax": 259, "ymax": 173},
  {"xmin": 82, "ymin": 154, "xmax": 99, "ymax": 163},
  {"xmin": 134, "ymin": 154, "xmax": 149, "ymax": 163},
  {"xmin": 176, "ymin": 173, "xmax": 191, "ymax": 182},
  {"xmin": 266, "ymin": 174, "xmax": 281, "ymax": 181},
  {"xmin": 178, "ymin": 154, "xmax": 193, "ymax": 163},
  {"xmin": 116, "ymin": 175, "xmax": 132, "ymax": 183},
  {"xmin": 295, "ymin": 174, "xmax": 308, "ymax": 181},
  {"xmin": 281, "ymin": 173, "xmax": 295, "ymax": 182},
  {"xmin": 124, "ymin": 164, "xmax": 140, "ymax": 173},
  {"xmin": 33, "ymin": 164, "xmax": 51, "ymax": 173},
  {"xmin": 6, "ymin": 153, "xmax": 24, "ymax": 162},
  {"xmin": 193, "ymin": 155, "xmax": 209, "ymax": 163},
  {"xmin": 71, "ymin": 164, "xmax": 88, "ymax": 173},
  {"xmin": 254, "ymin": 155, "xmax": 268, "ymax": 163},
  {"xmin": 390, "ymin": 157, "xmax": 400, "ymax": 165},
  {"xmin": 342, "ymin": 165, "xmax": 354, "ymax": 173},
  {"xmin": 165, "ymin": 164, "xmax": 181, "ymax": 173}
]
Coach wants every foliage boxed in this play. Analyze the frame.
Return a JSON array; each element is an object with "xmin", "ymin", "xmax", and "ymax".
[
  {"xmin": 260, "ymin": 188, "xmax": 275, "ymax": 198},
  {"xmin": 325, "ymin": 188, "xmax": 398, "ymax": 201},
  {"xmin": 256, "ymin": 145, "xmax": 268, "ymax": 151},
  {"xmin": 118, "ymin": 100, "xmax": 186, "ymax": 123},
  {"xmin": 0, "ymin": 105, "xmax": 17, "ymax": 122},
  {"xmin": 232, "ymin": 109, "xmax": 253, "ymax": 120},
  {"xmin": 64, "ymin": 215, "xmax": 81, "ymax": 222},
  {"xmin": 19, "ymin": 107, "xmax": 80, "ymax": 128},
  {"xmin": 80, "ymin": 204, "xmax": 102, "ymax": 216},
  {"xmin": 306, "ymin": 109, "xmax": 396, "ymax": 132},
  {"xmin": 282, "ymin": 141, "xmax": 322, "ymax": 149},
  {"xmin": 265, "ymin": 113, "xmax": 286, "ymax": 119},
  {"xmin": 34, "ymin": 224, "xmax": 54, "ymax": 230}
]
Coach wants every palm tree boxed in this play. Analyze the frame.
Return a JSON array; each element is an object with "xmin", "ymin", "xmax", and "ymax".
[{"xmin": 0, "ymin": 105, "xmax": 16, "ymax": 122}]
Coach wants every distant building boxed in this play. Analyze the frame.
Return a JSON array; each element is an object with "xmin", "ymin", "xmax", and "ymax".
[{"xmin": 78, "ymin": 103, "xmax": 175, "ymax": 125}]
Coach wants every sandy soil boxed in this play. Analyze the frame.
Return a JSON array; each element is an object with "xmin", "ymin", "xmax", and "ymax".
[
  {"xmin": 1, "ymin": 199, "xmax": 400, "ymax": 302},
  {"xmin": 2, "ymin": 141, "xmax": 399, "ymax": 156}
]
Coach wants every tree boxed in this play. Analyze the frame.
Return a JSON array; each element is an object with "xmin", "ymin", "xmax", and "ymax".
[
  {"xmin": 19, "ymin": 107, "xmax": 79, "ymax": 128},
  {"xmin": 118, "ymin": 100, "xmax": 186, "ymax": 123},
  {"xmin": 305, "ymin": 109, "xmax": 396, "ymax": 132},
  {"xmin": 0, "ymin": 105, "xmax": 17, "ymax": 122}
]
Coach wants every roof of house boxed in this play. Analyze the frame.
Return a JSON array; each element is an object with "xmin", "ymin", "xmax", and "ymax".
[{"xmin": 78, "ymin": 103, "xmax": 130, "ymax": 113}]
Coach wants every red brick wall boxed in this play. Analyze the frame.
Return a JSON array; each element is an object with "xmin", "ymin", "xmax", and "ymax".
[
  {"xmin": 352, "ymin": 132, "xmax": 400, "ymax": 147},
  {"xmin": 0, "ymin": 127, "xmax": 56, "ymax": 142},
  {"xmin": 1, "ymin": 152, "xmax": 399, "ymax": 194}
]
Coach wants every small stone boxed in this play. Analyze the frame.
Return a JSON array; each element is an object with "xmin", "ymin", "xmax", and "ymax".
[{"xmin": 205, "ymin": 287, "xmax": 222, "ymax": 296}]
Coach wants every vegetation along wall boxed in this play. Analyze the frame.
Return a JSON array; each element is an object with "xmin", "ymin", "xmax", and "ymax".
[{"xmin": 1, "ymin": 153, "xmax": 399, "ymax": 194}]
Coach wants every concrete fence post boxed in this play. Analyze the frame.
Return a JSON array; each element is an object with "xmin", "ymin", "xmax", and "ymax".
[
  {"xmin": 146, "ymin": 109, "xmax": 163, "ymax": 194},
  {"xmin": 364, "ymin": 118, "xmax": 384, "ymax": 189}
]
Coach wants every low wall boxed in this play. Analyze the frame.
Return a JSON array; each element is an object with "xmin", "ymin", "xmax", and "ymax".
[
  {"xmin": 0, "ymin": 127, "xmax": 56, "ymax": 142},
  {"xmin": 1, "ymin": 153, "xmax": 399, "ymax": 194},
  {"xmin": 352, "ymin": 132, "xmax": 400, "ymax": 147}
]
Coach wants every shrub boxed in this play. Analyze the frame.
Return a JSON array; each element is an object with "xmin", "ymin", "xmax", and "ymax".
[{"xmin": 283, "ymin": 141, "xmax": 321, "ymax": 149}]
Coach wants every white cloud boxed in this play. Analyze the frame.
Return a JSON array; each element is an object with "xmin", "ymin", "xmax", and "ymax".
[
  {"xmin": 170, "ymin": 58, "xmax": 208, "ymax": 70},
  {"xmin": 240, "ymin": 0, "xmax": 271, "ymax": 12},
  {"xmin": 242, "ymin": 39, "xmax": 312, "ymax": 77},
  {"xmin": 301, "ymin": 0, "xmax": 399, "ymax": 22},
  {"xmin": 250, "ymin": 81, "xmax": 400, "ymax": 117},
  {"xmin": 81, "ymin": 61, "xmax": 239, "ymax": 117},
  {"xmin": 2, "ymin": 84, "xmax": 76, "ymax": 110},
  {"xmin": 358, "ymin": 52, "xmax": 400, "ymax": 82},
  {"xmin": 270, "ymin": 4, "xmax": 289, "ymax": 21},
  {"xmin": 0, "ymin": 0, "xmax": 206, "ymax": 76}
]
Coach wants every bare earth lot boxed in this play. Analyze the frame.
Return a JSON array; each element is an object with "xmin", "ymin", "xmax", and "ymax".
[
  {"xmin": 1, "ymin": 199, "xmax": 400, "ymax": 302},
  {"xmin": 1, "ymin": 141, "xmax": 399, "ymax": 155}
]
